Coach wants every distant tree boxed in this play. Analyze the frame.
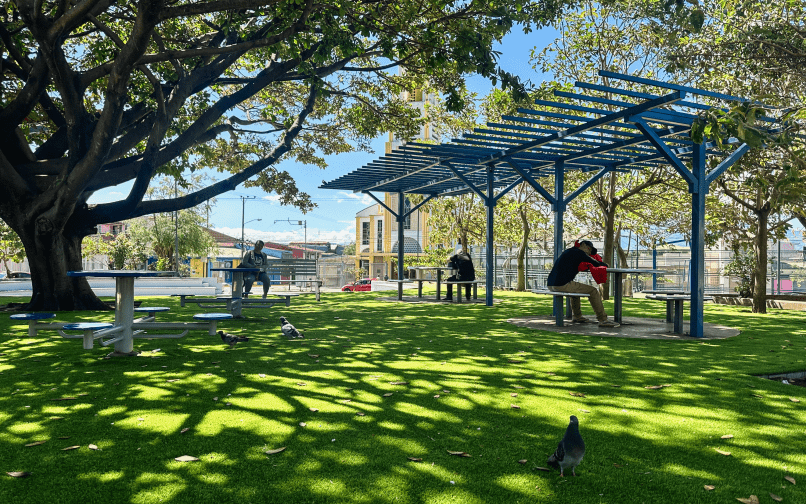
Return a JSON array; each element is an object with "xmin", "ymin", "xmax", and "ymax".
[
  {"xmin": 0, "ymin": 220, "xmax": 26, "ymax": 275},
  {"xmin": 342, "ymin": 242, "xmax": 356, "ymax": 256}
]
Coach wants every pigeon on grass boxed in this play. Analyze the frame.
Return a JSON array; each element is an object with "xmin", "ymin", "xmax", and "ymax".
[
  {"xmin": 219, "ymin": 331, "xmax": 249, "ymax": 349},
  {"xmin": 547, "ymin": 415, "xmax": 585, "ymax": 477},
  {"xmin": 280, "ymin": 316, "xmax": 303, "ymax": 339}
]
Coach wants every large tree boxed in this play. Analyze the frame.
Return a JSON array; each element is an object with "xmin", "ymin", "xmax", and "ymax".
[
  {"xmin": 654, "ymin": 0, "xmax": 806, "ymax": 312},
  {"xmin": 1, "ymin": 0, "xmax": 569, "ymax": 310}
]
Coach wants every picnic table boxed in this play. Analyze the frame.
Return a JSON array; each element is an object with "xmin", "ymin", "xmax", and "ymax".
[
  {"xmin": 608, "ymin": 268, "xmax": 669, "ymax": 324},
  {"xmin": 180, "ymin": 267, "xmax": 302, "ymax": 317},
  {"xmin": 61, "ymin": 270, "xmax": 232, "ymax": 355},
  {"xmin": 407, "ymin": 266, "xmax": 455, "ymax": 300}
]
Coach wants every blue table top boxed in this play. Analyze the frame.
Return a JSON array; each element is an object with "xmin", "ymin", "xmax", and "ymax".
[
  {"xmin": 67, "ymin": 270, "xmax": 172, "ymax": 278},
  {"xmin": 210, "ymin": 267, "xmax": 259, "ymax": 273}
]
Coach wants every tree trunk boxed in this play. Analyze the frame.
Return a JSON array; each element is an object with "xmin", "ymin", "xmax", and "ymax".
[
  {"xmin": 601, "ymin": 207, "xmax": 617, "ymax": 300},
  {"xmin": 10, "ymin": 213, "xmax": 110, "ymax": 311},
  {"xmin": 516, "ymin": 208, "xmax": 530, "ymax": 291},
  {"xmin": 616, "ymin": 241, "xmax": 632, "ymax": 297},
  {"xmin": 752, "ymin": 208, "xmax": 769, "ymax": 314}
]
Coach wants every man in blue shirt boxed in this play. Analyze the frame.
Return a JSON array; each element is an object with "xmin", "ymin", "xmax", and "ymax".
[{"xmin": 547, "ymin": 240, "xmax": 618, "ymax": 327}]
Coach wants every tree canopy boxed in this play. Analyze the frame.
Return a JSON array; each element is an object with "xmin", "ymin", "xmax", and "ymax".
[{"xmin": 1, "ymin": 0, "xmax": 571, "ymax": 309}]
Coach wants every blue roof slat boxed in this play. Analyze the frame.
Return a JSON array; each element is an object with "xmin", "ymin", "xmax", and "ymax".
[{"xmin": 598, "ymin": 70, "xmax": 748, "ymax": 103}]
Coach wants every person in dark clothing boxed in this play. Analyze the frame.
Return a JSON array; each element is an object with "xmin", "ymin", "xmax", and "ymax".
[
  {"xmin": 547, "ymin": 240, "xmax": 618, "ymax": 327},
  {"xmin": 241, "ymin": 240, "xmax": 271, "ymax": 299},
  {"xmin": 445, "ymin": 249, "xmax": 475, "ymax": 301}
]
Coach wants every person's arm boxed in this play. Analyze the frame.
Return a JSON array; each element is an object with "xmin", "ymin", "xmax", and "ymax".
[
  {"xmin": 241, "ymin": 251, "xmax": 255, "ymax": 267},
  {"xmin": 571, "ymin": 247, "xmax": 607, "ymax": 267}
]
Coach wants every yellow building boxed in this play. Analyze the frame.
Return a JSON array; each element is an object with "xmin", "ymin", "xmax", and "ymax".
[
  {"xmin": 354, "ymin": 194, "xmax": 430, "ymax": 279},
  {"xmin": 352, "ymin": 83, "xmax": 438, "ymax": 279}
]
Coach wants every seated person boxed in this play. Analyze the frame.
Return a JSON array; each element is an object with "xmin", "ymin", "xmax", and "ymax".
[
  {"xmin": 241, "ymin": 240, "xmax": 271, "ymax": 299},
  {"xmin": 547, "ymin": 240, "xmax": 618, "ymax": 327},
  {"xmin": 445, "ymin": 249, "xmax": 475, "ymax": 301}
]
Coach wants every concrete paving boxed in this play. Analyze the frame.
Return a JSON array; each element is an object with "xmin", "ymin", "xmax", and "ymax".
[{"xmin": 508, "ymin": 315, "xmax": 740, "ymax": 340}]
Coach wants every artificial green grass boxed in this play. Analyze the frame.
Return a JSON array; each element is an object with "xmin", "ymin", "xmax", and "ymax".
[{"xmin": 0, "ymin": 291, "xmax": 804, "ymax": 504}]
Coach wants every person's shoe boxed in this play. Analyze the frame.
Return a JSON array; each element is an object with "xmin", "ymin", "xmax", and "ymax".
[
  {"xmin": 598, "ymin": 319, "xmax": 619, "ymax": 328},
  {"xmin": 242, "ymin": 292, "xmax": 249, "ymax": 299},
  {"xmin": 444, "ymin": 296, "xmax": 453, "ymax": 301},
  {"xmin": 262, "ymin": 293, "xmax": 267, "ymax": 299},
  {"xmin": 572, "ymin": 317, "xmax": 591, "ymax": 323}
]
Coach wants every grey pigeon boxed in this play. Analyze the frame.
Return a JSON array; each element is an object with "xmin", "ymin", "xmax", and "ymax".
[
  {"xmin": 547, "ymin": 415, "xmax": 585, "ymax": 477},
  {"xmin": 219, "ymin": 331, "xmax": 249, "ymax": 349},
  {"xmin": 280, "ymin": 316, "xmax": 303, "ymax": 339}
]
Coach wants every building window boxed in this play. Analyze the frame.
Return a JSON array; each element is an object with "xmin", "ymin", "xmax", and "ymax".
[
  {"xmin": 376, "ymin": 220, "xmax": 383, "ymax": 251},
  {"xmin": 361, "ymin": 221, "xmax": 370, "ymax": 245},
  {"xmin": 403, "ymin": 198, "xmax": 411, "ymax": 230}
]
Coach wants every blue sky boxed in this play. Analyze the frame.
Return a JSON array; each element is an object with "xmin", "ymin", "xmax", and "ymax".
[{"xmin": 87, "ymin": 26, "xmax": 558, "ymax": 245}]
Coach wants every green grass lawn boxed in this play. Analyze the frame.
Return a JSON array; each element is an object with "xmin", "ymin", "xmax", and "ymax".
[{"xmin": 0, "ymin": 290, "xmax": 804, "ymax": 504}]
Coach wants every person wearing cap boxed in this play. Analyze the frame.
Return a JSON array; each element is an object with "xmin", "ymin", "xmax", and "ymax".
[
  {"xmin": 546, "ymin": 240, "xmax": 619, "ymax": 327},
  {"xmin": 241, "ymin": 240, "xmax": 271, "ymax": 299}
]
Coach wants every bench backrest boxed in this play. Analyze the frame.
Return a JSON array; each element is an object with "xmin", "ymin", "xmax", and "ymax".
[{"xmin": 264, "ymin": 259, "xmax": 317, "ymax": 277}]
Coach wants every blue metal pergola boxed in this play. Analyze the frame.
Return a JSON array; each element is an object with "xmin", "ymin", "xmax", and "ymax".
[{"xmin": 321, "ymin": 71, "xmax": 776, "ymax": 337}]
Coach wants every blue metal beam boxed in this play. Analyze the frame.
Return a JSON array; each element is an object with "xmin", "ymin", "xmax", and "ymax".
[
  {"xmin": 397, "ymin": 192, "xmax": 405, "ymax": 300},
  {"xmin": 405, "ymin": 194, "xmax": 437, "ymax": 217},
  {"xmin": 599, "ymin": 70, "xmax": 747, "ymax": 103},
  {"xmin": 503, "ymin": 159, "xmax": 556, "ymax": 205},
  {"xmin": 632, "ymin": 118, "xmax": 697, "ymax": 190},
  {"xmin": 565, "ymin": 165, "xmax": 616, "ymax": 204},
  {"xmin": 553, "ymin": 160, "xmax": 565, "ymax": 324},
  {"xmin": 440, "ymin": 160, "xmax": 490, "ymax": 203},
  {"xmin": 486, "ymin": 166, "xmax": 495, "ymax": 306},
  {"xmin": 364, "ymin": 191, "xmax": 397, "ymax": 216},
  {"xmin": 689, "ymin": 143, "xmax": 708, "ymax": 338},
  {"xmin": 705, "ymin": 144, "xmax": 751, "ymax": 186},
  {"xmin": 476, "ymin": 91, "xmax": 686, "ymax": 165},
  {"xmin": 493, "ymin": 177, "xmax": 527, "ymax": 204}
]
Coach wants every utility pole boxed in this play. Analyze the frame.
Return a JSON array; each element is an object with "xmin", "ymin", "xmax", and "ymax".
[
  {"xmin": 174, "ymin": 180, "xmax": 180, "ymax": 276},
  {"xmin": 240, "ymin": 196, "xmax": 255, "ymax": 259}
]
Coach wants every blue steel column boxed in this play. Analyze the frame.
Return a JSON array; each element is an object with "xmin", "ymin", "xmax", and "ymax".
[
  {"xmin": 652, "ymin": 246, "xmax": 658, "ymax": 290},
  {"xmin": 689, "ymin": 144, "xmax": 707, "ymax": 337},
  {"xmin": 552, "ymin": 161, "xmax": 565, "ymax": 324},
  {"xmin": 486, "ymin": 166, "xmax": 494, "ymax": 306},
  {"xmin": 397, "ymin": 192, "xmax": 405, "ymax": 301}
]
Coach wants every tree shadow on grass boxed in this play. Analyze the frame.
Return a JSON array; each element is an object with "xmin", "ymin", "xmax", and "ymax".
[{"xmin": 0, "ymin": 293, "xmax": 803, "ymax": 504}]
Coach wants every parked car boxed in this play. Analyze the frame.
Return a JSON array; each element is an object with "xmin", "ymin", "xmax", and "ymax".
[
  {"xmin": 341, "ymin": 278, "xmax": 376, "ymax": 292},
  {"xmin": 3, "ymin": 272, "xmax": 31, "ymax": 279}
]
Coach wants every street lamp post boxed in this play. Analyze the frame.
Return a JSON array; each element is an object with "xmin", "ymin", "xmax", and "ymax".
[
  {"xmin": 241, "ymin": 218, "xmax": 262, "ymax": 257},
  {"xmin": 274, "ymin": 219, "xmax": 310, "ymax": 289},
  {"xmin": 240, "ymin": 196, "xmax": 256, "ymax": 258}
]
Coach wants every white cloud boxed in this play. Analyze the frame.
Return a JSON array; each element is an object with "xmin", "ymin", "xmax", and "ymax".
[
  {"xmin": 262, "ymin": 194, "xmax": 281, "ymax": 203},
  {"xmin": 338, "ymin": 191, "xmax": 373, "ymax": 206},
  {"xmin": 212, "ymin": 225, "xmax": 355, "ymax": 245}
]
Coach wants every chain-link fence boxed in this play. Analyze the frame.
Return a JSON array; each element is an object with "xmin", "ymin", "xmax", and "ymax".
[{"xmin": 468, "ymin": 243, "xmax": 806, "ymax": 294}]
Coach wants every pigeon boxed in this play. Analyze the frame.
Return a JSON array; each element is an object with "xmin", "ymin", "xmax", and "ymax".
[
  {"xmin": 280, "ymin": 316, "xmax": 303, "ymax": 339},
  {"xmin": 219, "ymin": 331, "xmax": 249, "ymax": 349},
  {"xmin": 547, "ymin": 415, "xmax": 585, "ymax": 477}
]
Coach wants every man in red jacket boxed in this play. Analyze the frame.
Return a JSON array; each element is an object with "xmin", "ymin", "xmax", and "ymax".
[{"xmin": 547, "ymin": 240, "xmax": 618, "ymax": 327}]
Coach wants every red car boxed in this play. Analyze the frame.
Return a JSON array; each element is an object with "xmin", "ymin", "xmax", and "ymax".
[{"xmin": 341, "ymin": 278, "xmax": 376, "ymax": 292}]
